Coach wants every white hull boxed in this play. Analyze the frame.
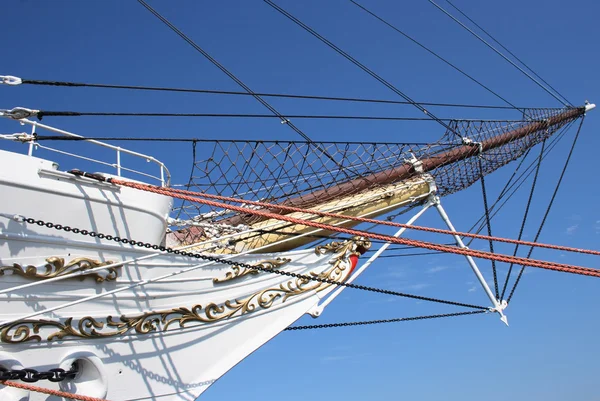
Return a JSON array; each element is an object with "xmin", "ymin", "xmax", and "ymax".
[{"xmin": 0, "ymin": 150, "xmax": 366, "ymax": 400}]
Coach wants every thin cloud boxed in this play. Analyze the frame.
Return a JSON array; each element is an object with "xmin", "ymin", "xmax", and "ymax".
[
  {"xmin": 403, "ymin": 283, "xmax": 431, "ymax": 292},
  {"xmin": 427, "ymin": 265, "xmax": 450, "ymax": 274},
  {"xmin": 566, "ymin": 224, "xmax": 578, "ymax": 235}
]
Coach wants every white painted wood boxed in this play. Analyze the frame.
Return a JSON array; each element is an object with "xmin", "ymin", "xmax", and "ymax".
[{"xmin": 0, "ymin": 149, "xmax": 357, "ymax": 400}]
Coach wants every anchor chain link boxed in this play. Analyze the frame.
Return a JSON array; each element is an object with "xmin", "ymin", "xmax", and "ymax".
[{"xmin": 0, "ymin": 363, "xmax": 78, "ymax": 383}]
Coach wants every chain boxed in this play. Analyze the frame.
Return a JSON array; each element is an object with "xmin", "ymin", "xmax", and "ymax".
[
  {"xmin": 20, "ymin": 217, "xmax": 487, "ymax": 310},
  {"xmin": 285, "ymin": 310, "xmax": 487, "ymax": 330},
  {"xmin": 478, "ymin": 158, "xmax": 499, "ymax": 300},
  {"xmin": 0, "ymin": 363, "xmax": 77, "ymax": 383}
]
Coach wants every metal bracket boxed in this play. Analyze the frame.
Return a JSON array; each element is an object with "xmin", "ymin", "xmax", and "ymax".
[
  {"xmin": 0, "ymin": 107, "xmax": 39, "ymax": 120},
  {"xmin": 0, "ymin": 132, "xmax": 33, "ymax": 142},
  {"xmin": 490, "ymin": 300, "xmax": 509, "ymax": 326},
  {"xmin": 430, "ymin": 195, "xmax": 508, "ymax": 326},
  {"xmin": 462, "ymin": 137, "xmax": 483, "ymax": 155},
  {"xmin": 584, "ymin": 101, "xmax": 596, "ymax": 113},
  {"xmin": 307, "ymin": 200, "xmax": 433, "ymax": 318},
  {"xmin": 404, "ymin": 152, "xmax": 424, "ymax": 174},
  {"xmin": 0, "ymin": 213, "xmax": 26, "ymax": 222},
  {"xmin": 0, "ymin": 75, "xmax": 22, "ymax": 85}
]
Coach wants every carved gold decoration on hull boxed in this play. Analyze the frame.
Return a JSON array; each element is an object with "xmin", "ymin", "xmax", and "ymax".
[
  {"xmin": 0, "ymin": 257, "xmax": 121, "ymax": 283},
  {"xmin": 0, "ymin": 237, "xmax": 370, "ymax": 344},
  {"xmin": 213, "ymin": 257, "xmax": 291, "ymax": 283}
]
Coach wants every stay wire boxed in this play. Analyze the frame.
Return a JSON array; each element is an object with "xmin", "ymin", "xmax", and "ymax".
[
  {"xmin": 507, "ymin": 116, "xmax": 586, "ymax": 303},
  {"xmin": 32, "ymin": 111, "xmax": 533, "ymax": 122},
  {"xmin": 464, "ymin": 119, "xmax": 574, "ymax": 246},
  {"xmin": 478, "ymin": 158, "xmax": 499, "ymax": 299},
  {"xmin": 135, "ymin": 0, "xmax": 309, "ymax": 141},
  {"xmin": 349, "ymin": 0, "xmax": 528, "ymax": 117},
  {"xmin": 285, "ymin": 309, "xmax": 487, "ymax": 330},
  {"xmin": 19, "ymin": 78, "xmax": 540, "ymax": 110},
  {"xmin": 19, "ymin": 216, "xmax": 489, "ymax": 311},
  {"xmin": 32, "ymin": 136, "xmax": 447, "ymax": 146},
  {"xmin": 463, "ymin": 127, "xmax": 567, "ymax": 249},
  {"xmin": 500, "ymin": 139, "xmax": 546, "ymax": 300},
  {"xmin": 470, "ymin": 121, "xmax": 573, "ymax": 237},
  {"xmin": 442, "ymin": 0, "xmax": 573, "ymax": 106},
  {"xmin": 135, "ymin": 0, "xmax": 353, "ymax": 180},
  {"xmin": 426, "ymin": 0, "xmax": 569, "ymax": 107},
  {"xmin": 263, "ymin": 0, "xmax": 466, "ymax": 140}
]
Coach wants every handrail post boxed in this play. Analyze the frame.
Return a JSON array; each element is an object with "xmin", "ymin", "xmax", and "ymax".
[
  {"xmin": 116, "ymin": 147, "xmax": 122, "ymax": 177},
  {"xmin": 27, "ymin": 124, "xmax": 36, "ymax": 156}
]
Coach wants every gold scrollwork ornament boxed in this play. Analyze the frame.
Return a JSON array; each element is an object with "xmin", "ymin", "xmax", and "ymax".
[
  {"xmin": 0, "ymin": 238, "xmax": 370, "ymax": 344},
  {"xmin": 0, "ymin": 257, "xmax": 121, "ymax": 283},
  {"xmin": 213, "ymin": 257, "xmax": 291, "ymax": 283}
]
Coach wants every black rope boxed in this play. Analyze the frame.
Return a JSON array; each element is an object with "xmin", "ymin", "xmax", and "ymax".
[
  {"xmin": 500, "ymin": 139, "xmax": 546, "ymax": 300},
  {"xmin": 507, "ymin": 117, "xmax": 585, "ymax": 303},
  {"xmin": 464, "ymin": 123, "xmax": 572, "ymax": 250},
  {"xmin": 478, "ymin": 158, "xmax": 499, "ymax": 299},
  {"xmin": 285, "ymin": 310, "xmax": 487, "ymax": 330},
  {"xmin": 135, "ymin": 0, "xmax": 357, "ymax": 181},
  {"xmin": 442, "ymin": 0, "xmax": 573, "ymax": 107},
  {"xmin": 464, "ymin": 119, "xmax": 575, "ymax": 246},
  {"xmin": 22, "ymin": 216, "xmax": 488, "ymax": 310},
  {"xmin": 262, "ymin": 0, "xmax": 466, "ymax": 140},
  {"xmin": 20, "ymin": 78, "xmax": 544, "ymax": 110},
  {"xmin": 33, "ymin": 111, "xmax": 533, "ymax": 122},
  {"xmin": 350, "ymin": 0, "xmax": 527, "ymax": 116},
  {"xmin": 136, "ymin": 0, "xmax": 312, "ymax": 143},
  {"xmin": 426, "ymin": 0, "xmax": 569, "ymax": 107},
  {"xmin": 33, "ymin": 135, "xmax": 449, "ymax": 146}
]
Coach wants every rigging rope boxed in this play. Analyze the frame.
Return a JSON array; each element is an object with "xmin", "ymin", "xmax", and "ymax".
[
  {"xmin": 507, "ymin": 117, "xmax": 586, "ymax": 302},
  {"xmin": 135, "ymin": 0, "xmax": 313, "ymax": 143},
  {"xmin": 135, "ymin": 1, "xmax": 359, "ymax": 182},
  {"xmin": 31, "ymin": 111, "xmax": 533, "ymax": 122},
  {"xmin": 285, "ymin": 310, "xmax": 487, "ymax": 330},
  {"xmin": 441, "ymin": 0, "xmax": 572, "ymax": 107},
  {"xmin": 349, "ymin": 0, "xmax": 527, "ymax": 116},
  {"xmin": 104, "ymin": 177, "xmax": 600, "ymax": 277},
  {"xmin": 32, "ymin": 135, "xmax": 451, "ymax": 146},
  {"xmin": 103, "ymin": 176, "xmax": 600, "ymax": 258},
  {"xmin": 500, "ymin": 139, "xmax": 545, "ymax": 300},
  {"xmin": 478, "ymin": 158, "xmax": 499, "ymax": 299},
  {"xmin": 15, "ymin": 216, "xmax": 487, "ymax": 311},
  {"xmin": 263, "ymin": 0, "xmax": 466, "ymax": 140},
  {"xmin": 464, "ymin": 120, "xmax": 574, "ymax": 245},
  {"xmin": 426, "ymin": 0, "xmax": 569, "ymax": 107},
  {"xmin": 0, "ymin": 381, "xmax": 110, "ymax": 401},
  {"xmin": 17, "ymin": 78, "xmax": 545, "ymax": 110}
]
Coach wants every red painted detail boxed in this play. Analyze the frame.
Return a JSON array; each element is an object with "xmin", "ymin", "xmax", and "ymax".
[{"xmin": 348, "ymin": 254, "xmax": 359, "ymax": 274}]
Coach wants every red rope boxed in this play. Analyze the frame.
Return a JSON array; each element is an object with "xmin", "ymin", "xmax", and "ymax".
[
  {"xmin": 111, "ymin": 179, "xmax": 600, "ymax": 278},
  {"xmin": 0, "ymin": 380, "xmax": 110, "ymax": 401},
  {"xmin": 112, "ymin": 179, "xmax": 600, "ymax": 257}
]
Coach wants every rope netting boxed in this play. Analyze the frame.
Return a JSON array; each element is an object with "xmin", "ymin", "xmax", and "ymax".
[
  {"xmin": 433, "ymin": 108, "xmax": 571, "ymax": 196},
  {"xmin": 173, "ymin": 107, "xmax": 580, "ymax": 243}
]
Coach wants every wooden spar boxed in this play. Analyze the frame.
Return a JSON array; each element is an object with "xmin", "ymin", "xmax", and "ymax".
[{"xmin": 215, "ymin": 106, "xmax": 585, "ymax": 227}]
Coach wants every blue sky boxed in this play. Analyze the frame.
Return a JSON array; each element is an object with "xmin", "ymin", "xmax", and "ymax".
[{"xmin": 1, "ymin": 1, "xmax": 599, "ymax": 400}]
